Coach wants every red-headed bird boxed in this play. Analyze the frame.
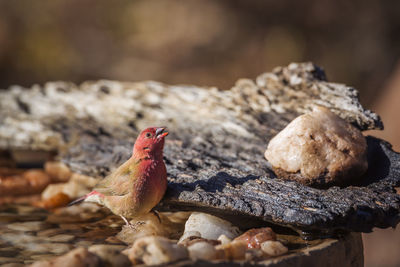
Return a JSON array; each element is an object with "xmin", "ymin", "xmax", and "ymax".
[{"xmin": 69, "ymin": 127, "xmax": 169, "ymax": 226}]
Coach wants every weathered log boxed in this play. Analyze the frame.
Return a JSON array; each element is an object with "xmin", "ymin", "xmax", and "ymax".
[{"xmin": 0, "ymin": 62, "xmax": 398, "ymax": 237}]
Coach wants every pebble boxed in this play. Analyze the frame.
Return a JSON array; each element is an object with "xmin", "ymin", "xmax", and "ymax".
[
  {"xmin": 0, "ymin": 257, "xmax": 24, "ymax": 264},
  {"xmin": 7, "ymin": 221, "xmax": 50, "ymax": 232},
  {"xmin": 44, "ymin": 161, "xmax": 72, "ymax": 182},
  {"xmin": 261, "ymin": 241, "xmax": 288, "ymax": 256},
  {"xmin": 126, "ymin": 236, "xmax": 188, "ymax": 265},
  {"xmin": 1, "ymin": 233, "xmax": 39, "ymax": 244},
  {"xmin": 47, "ymin": 234, "xmax": 75, "ymax": 243},
  {"xmin": 187, "ymin": 241, "xmax": 222, "ymax": 261},
  {"xmin": 183, "ymin": 212, "xmax": 241, "ymax": 240},
  {"xmin": 1, "ymin": 263, "xmax": 25, "ymax": 267},
  {"xmin": 29, "ymin": 254, "xmax": 56, "ymax": 261},
  {"xmin": 29, "ymin": 247, "xmax": 101, "ymax": 267},
  {"xmin": 234, "ymin": 227, "xmax": 276, "ymax": 249},
  {"xmin": 75, "ymin": 241, "xmax": 94, "ymax": 247},
  {"xmin": 0, "ymin": 247, "xmax": 20, "ymax": 257},
  {"xmin": 36, "ymin": 228, "xmax": 65, "ymax": 237},
  {"xmin": 88, "ymin": 244, "xmax": 130, "ymax": 267},
  {"xmin": 19, "ymin": 243, "xmax": 71, "ymax": 255}
]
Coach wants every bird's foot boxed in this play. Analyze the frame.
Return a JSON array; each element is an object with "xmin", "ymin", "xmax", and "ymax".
[
  {"xmin": 120, "ymin": 215, "xmax": 133, "ymax": 228},
  {"xmin": 151, "ymin": 210, "xmax": 162, "ymax": 223}
]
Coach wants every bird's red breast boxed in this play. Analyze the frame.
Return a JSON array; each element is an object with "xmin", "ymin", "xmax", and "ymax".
[{"xmin": 76, "ymin": 127, "xmax": 169, "ymax": 219}]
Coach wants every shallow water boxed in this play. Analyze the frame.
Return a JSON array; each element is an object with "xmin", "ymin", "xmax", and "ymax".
[{"xmin": 0, "ymin": 204, "xmax": 126, "ymax": 265}]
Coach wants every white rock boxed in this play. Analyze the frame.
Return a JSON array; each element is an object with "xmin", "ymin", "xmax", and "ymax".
[
  {"xmin": 216, "ymin": 240, "xmax": 248, "ymax": 260},
  {"xmin": 126, "ymin": 236, "xmax": 188, "ymax": 265},
  {"xmin": 183, "ymin": 212, "xmax": 241, "ymax": 240},
  {"xmin": 187, "ymin": 241, "xmax": 220, "ymax": 261},
  {"xmin": 217, "ymin": 234, "xmax": 232, "ymax": 245},
  {"xmin": 260, "ymin": 240, "xmax": 288, "ymax": 257},
  {"xmin": 178, "ymin": 231, "xmax": 201, "ymax": 244},
  {"xmin": 265, "ymin": 106, "xmax": 368, "ymax": 186},
  {"xmin": 41, "ymin": 173, "xmax": 97, "ymax": 200}
]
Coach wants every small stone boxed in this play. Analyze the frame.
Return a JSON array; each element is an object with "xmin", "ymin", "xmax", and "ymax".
[
  {"xmin": 0, "ymin": 175, "xmax": 29, "ymax": 196},
  {"xmin": 1, "ymin": 263, "xmax": 25, "ymax": 267},
  {"xmin": 216, "ymin": 240, "xmax": 247, "ymax": 260},
  {"xmin": 244, "ymin": 249, "xmax": 265, "ymax": 261},
  {"xmin": 183, "ymin": 212, "xmax": 241, "ymax": 240},
  {"xmin": 178, "ymin": 231, "xmax": 201, "ymax": 244},
  {"xmin": 265, "ymin": 106, "xmax": 368, "ymax": 187},
  {"xmin": 82, "ymin": 228, "xmax": 120, "ymax": 242},
  {"xmin": 0, "ymin": 170, "xmax": 50, "ymax": 197},
  {"xmin": 75, "ymin": 241, "xmax": 94, "ymax": 247},
  {"xmin": 105, "ymin": 236, "xmax": 125, "ymax": 245},
  {"xmin": 46, "ymin": 203, "xmax": 103, "ymax": 224},
  {"xmin": 260, "ymin": 240, "xmax": 288, "ymax": 257},
  {"xmin": 234, "ymin": 227, "xmax": 276, "ymax": 249},
  {"xmin": 0, "ymin": 257, "xmax": 24, "ymax": 264},
  {"xmin": 0, "ymin": 247, "xmax": 19, "ymax": 257},
  {"xmin": 47, "ymin": 234, "xmax": 75, "ymax": 243},
  {"xmin": 23, "ymin": 170, "xmax": 52, "ymax": 193},
  {"xmin": 24, "ymin": 243, "xmax": 71, "ymax": 255},
  {"xmin": 1, "ymin": 233, "xmax": 39, "ymax": 244},
  {"xmin": 70, "ymin": 173, "xmax": 98, "ymax": 188},
  {"xmin": 125, "ymin": 236, "xmax": 188, "ymax": 265},
  {"xmin": 30, "ymin": 254, "xmax": 56, "ymax": 261},
  {"xmin": 179, "ymin": 236, "xmax": 220, "ymax": 248},
  {"xmin": 36, "ymin": 228, "xmax": 65, "ymax": 237},
  {"xmin": 36, "ymin": 192, "xmax": 71, "ymax": 209},
  {"xmin": 88, "ymin": 244, "xmax": 130, "ymax": 267},
  {"xmin": 7, "ymin": 221, "xmax": 50, "ymax": 232},
  {"xmin": 41, "ymin": 174, "xmax": 97, "ymax": 201},
  {"xmin": 217, "ymin": 234, "xmax": 232, "ymax": 245},
  {"xmin": 44, "ymin": 162, "xmax": 72, "ymax": 182},
  {"xmin": 41, "ymin": 181, "xmax": 87, "ymax": 201},
  {"xmin": 187, "ymin": 241, "xmax": 222, "ymax": 261},
  {"xmin": 29, "ymin": 247, "xmax": 101, "ymax": 267}
]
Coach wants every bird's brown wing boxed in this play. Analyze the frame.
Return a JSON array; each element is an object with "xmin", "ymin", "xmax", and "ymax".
[{"xmin": 94, "ymin": 157, "xmax": 139, "ymax": 196}]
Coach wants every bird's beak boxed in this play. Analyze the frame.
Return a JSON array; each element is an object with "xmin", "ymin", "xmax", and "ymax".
[{"xmin": 156, "ymin": 127, "xmax": 168, "ymax": 138}]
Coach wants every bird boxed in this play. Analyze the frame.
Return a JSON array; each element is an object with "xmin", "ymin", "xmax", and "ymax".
[{"xmin": 69, "ymin": 127, "xmax": 169, "ymax": 227}]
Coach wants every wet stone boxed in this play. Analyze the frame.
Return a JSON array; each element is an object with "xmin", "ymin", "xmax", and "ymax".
[
  {"xmin": 88, "ymin": 244, "xmax": 129, "ymax": 267},
  {"xmin": 29, "ymin": 254, "xmax": 56, "ymax": 261},
  {"xmin": 38, "ymin": 243, "xmax": 71, "ymax": 255},
  {"xmin": 47, "ymin": 234, "xmax": 75, "ymax": 243},
  {"xmin": 0, "ymin": 213, "xmax": 47, "ymax": 223},
  {"xmin": 7, "ymin": 221, "xmax": 50, "ymax": 232},
  {"xmin": 0, "ymin": 247, "xmax": 20, "ymax": 257},
  {"xmin": 1, "ymin": 233, "xmax": 39, "ymax": 244},
  {"xmin": 0, "ymin": 257, "xmax": 24, "ymax": 264},
  {"xmin": 1, "ymin": 263, "xmax": 25, "ymax": 267},
  {"xmin": 36, "ymin": 228, "xmax": 65, "ymax": 237},
  {"xmin": 58, "ymin": 223, "xmax": 86, "ymax": 231},
  {"xmin": 105, "ymin": 236, "xmax": 126, "ymax": 245},
  {"xmin": 75, "ymin": 241, "xmax": 94, "ymax": 248}
]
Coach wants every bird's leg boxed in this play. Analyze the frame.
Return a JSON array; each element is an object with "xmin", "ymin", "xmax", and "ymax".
[
  {"xmin": 151, "ymin": 210, "xmax": 162, "ymax": 223},
  {"xmin": 120, "ymin": 215, "xmax": 134, "ymax": 229}
]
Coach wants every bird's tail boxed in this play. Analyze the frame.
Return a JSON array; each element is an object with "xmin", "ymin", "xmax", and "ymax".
[
  {"xmin": 68, "ymin": 195, "xmax": 87, "ymax": 206},
  {"xmin": 68, "ymin": 191, "xmax": 102, "ymax": 206}
]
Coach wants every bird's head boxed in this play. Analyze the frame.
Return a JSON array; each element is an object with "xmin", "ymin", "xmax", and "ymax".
[{"xmin": 133, "ymin": 127, "xmax": 169, "ymax": 158}]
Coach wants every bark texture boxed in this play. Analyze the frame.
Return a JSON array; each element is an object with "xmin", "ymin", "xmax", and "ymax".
[{"xmin": 1, "ymin": 62, "xmax": 398, "ymax": 237}]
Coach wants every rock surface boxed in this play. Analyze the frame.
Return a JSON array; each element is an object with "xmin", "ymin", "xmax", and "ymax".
[
  {"xmin": 183, "ymin": 212, "xmax": 241, "ymax": 240},
  {"xmin": 0, "ymin": 62, "xmax": 399, "ymax": 236},
  {"xmin": 126, "ymin": 236, "xmax": 189, "ymax": 265},
  {"xmin": 265, "ymin": 106, "xmax": 368, "ymax": 187}
]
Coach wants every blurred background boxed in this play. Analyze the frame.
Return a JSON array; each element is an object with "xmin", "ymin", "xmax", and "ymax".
[{"xmin": 0, "ymin": 0, "xmax": 399, "ymax": 266}]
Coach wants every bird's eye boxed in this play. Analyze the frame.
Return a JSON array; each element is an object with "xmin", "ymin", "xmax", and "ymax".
[{"xmin": 145, "ymin": 132, "xmax": 152, "ymax": 138}]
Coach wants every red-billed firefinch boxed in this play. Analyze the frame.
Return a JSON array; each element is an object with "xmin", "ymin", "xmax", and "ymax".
[{"xmin": 70, "ymin": 127, "xmax": 168, "ymax": 226}]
